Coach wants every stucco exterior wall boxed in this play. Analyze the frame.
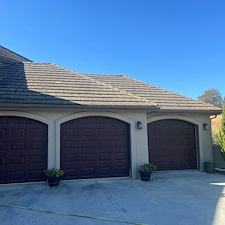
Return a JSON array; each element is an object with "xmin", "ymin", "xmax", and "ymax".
[
  {"xmin": 147, "ymin": 113, "xmax": 213, "ymax": 171},
  {"xmin": 0, "ymin": 110, "xmax": 213, "ymax": 178}
]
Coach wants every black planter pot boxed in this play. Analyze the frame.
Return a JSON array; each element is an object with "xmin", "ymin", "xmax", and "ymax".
[
  {"xmin": 139, "ymin": 171, "xmax": 152, "ymax": 181},
  {"xmin": 204, "ymin": 164, "xmax": 215, "ymax": 174},
  {"xmin": 46, "ymin": 176, "xmax": 62, "ymax": 187}
]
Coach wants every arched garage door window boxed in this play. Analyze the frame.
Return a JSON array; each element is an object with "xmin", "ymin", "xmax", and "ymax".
[
  {"xmin": 148, "ymin": 119, "xmax": 197, "ymax": 170},
  {"xmin": 60, "ymin": 116, "xmax": 130, "ymax": 179},
  {"xmin": 0, "ymin": 116, "xmax": 48, "ymax": 184}
]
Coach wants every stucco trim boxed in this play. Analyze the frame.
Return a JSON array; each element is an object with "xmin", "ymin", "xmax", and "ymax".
[
  {"xmin": 55, "ymin": 111, "xmax": 137, "ymax": 178},
  {"xmin": 0, "ymin": 111, "xmax": 55, "ymax": 169},
  {"xmin": 147, "ymin": 114, "xmax": 204, "ymax": 170}
]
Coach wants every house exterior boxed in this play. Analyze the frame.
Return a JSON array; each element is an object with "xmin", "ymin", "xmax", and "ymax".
[{"xmin": 0, "ymin": 45, "xmax": 221, "ymax": 184}]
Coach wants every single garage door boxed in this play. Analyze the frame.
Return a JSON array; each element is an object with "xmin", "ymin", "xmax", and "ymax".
[
  {"xmin": 61, "ymin": 116, "xmax": 130, "ymax": 179},
  {"xmin": 0, "ymin": 116, "xmax": 48, "ymax": 184},
  {"xmin": 148, "ymin": 119, "xmax": 197, "ymax": 170}
]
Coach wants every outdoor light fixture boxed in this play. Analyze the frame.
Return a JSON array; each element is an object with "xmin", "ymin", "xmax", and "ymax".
[
  {"xmin": 137, "ymin": 121, "xmax": 142, "ymax": 129},
  {"xmin": 203, "ymin": 123, "xmax": 209, "ymax": 130}
]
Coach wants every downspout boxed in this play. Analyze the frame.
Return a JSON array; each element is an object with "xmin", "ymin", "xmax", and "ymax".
[{"xmin": 210, "ymin": 115, "xmax": 218, "ymax": 120}]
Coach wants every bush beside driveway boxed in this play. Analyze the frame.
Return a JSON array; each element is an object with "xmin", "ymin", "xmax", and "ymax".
[{"xmin": 0, "ymin": 171, "xmax": 224, "ymax": 225}]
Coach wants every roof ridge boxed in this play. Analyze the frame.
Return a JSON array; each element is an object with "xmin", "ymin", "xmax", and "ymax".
[
  {"xmin": 81, "ymin": 73, "xmax": 159, "ymax": 107},
  {"xmin": 84, "ymin": 73, "xmax": 124, "ymax": 76},
  {"xmin": 23, "ymin": 61, "xmax": 53, "ymax": 65},
  {"xmin": 0, "ymin": 45, "xmax": 32, "ymax": 62}
]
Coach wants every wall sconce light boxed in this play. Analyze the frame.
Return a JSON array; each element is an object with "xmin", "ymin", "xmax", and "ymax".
[
  {"xmin": 137, "ymin": 121, "xmax": 142, "ymax": 129},
  {"xmin": 203, "ymin": 123, "xmax": 209, "ymax": 130}
]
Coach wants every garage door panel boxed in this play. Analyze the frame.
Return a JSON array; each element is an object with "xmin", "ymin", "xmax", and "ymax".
[
  {"xmin": 82, "ymin": 140, "xmax": 94, "ymax": 148},
  {"xmin": 113, "ymin": 166, "xmax": 128, "ymax": 176},
  {"xmin": 30, "ymin": 129, "xmax": 46, "ymax": 137},
  {"xmin": 0, "ymin": 116, "xmax": 48, "ymax": 184},
  {"xmin": 10, "ymin": 156, "xmax": 25, "ymax": 165},
  {"xmin": 99, "ymin": 152, "xmax": 111, "ymax": 161},
  {"xmin": 29, "ymin": 155, "xmax": 45, "ymax": 164},
  {"xmin": 98, "ymin": 167, "xmax": 111, "ymax": 177},
  {"xmin": 98, "ymin": 128, "xmax": 110, "ymax": 136},
  {"xmin": 148, "ymin": 119, "xmax": 197, "ymax": 170},
  {"xmin": 10, "ymin": 129, "xmax": 26, "ymax": 138},
  {"xmin": 9, "ymin": 171, "xmax": 25, "ymax": 182},
  {"xmin": 30, "ymin": 141, "xmax": 46, "ymax": 150},
  {"xmin": 64, "ymin": 154, "xmax": 78, "ymax": 163},
  {"xmin": 65, "ymin": 168, "xmax": 78, "ymax": 178},
  {"xmin": 0, "ymin": 172, "xmax": 4, "ymax": 182},
  {"xmin": 61, "ymin": 117, "xmax": 129, "ymax": 179},
  {"xmin": 81, "ymin": 168, "xmax": 95, "ymax": 178},
  {"xmin": 0, "ymin": 129, "xmax": 6, "ymax": 137},
  {"xmin": 82, "ymin": 153, "xmax": 95, "ymax": 162},
  {"xmin": 115, "ymin": 152, "xmax": 127, "ymax": 160},
  {"xmin": 64, "ymin": 128, "xmax": 78, "ymax": 136},
  {"xmin": 0, "ymin": 143, "xmax": 6, "ymax": 151},
  {"xmin": 0, "ymin": 157, "xmax": 5, "ymax": 166},
  {"xmin": 98, "ymin": 140, "xmax": 109, "ymax": 148},
  {"xmin": 28, "ymin": 170, "xmax": 44, "ymax": 180},
  {"xmin": 10, "ymin": 142, "xmax": 26, "ymax": 151}
]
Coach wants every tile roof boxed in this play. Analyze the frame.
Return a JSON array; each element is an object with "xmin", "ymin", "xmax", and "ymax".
[
  {"xmin": 0, "ymin": 45, "xmax": 31, "ymax": 64},
  {"xmin": 0, "ymin": 62, "xmax": 158, "ymax": 110},
  {"xmin": 83, "ymin": 74, "xmax": 221, "ymax": 114},
  {"xmin": 0, "ymin": 48, "xmax": 221, "ymax": 113}
]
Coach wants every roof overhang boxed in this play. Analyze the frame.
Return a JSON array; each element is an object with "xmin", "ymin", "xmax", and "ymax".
[
  {"xmin": 0, "ymin": 103, "xmax": 160, "ymax": 112},
  {"xmin": 148, "ymin": 109, "xmax": 222, "ymax": 115}
]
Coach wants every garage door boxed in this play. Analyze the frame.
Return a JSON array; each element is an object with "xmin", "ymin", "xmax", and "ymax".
[
  {"xmin": 148, "ymin": 119, "xmax": 197, "ymax": 170},
  {"xmin": 0, "ymin": 116, "xmax": 48, "ymax": 184},
  {"xmin": 61, "ymin": 116, "xmax": 129, "ymax": 179}
]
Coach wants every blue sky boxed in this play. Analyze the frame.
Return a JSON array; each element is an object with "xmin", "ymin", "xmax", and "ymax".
[{"xmin": 1, "ymin": 0, "xmax": 225, "ymax": 100}]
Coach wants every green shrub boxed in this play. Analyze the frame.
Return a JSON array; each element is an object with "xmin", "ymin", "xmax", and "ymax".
[{"xmin": 215, "ymin": 106, "xmax": 225, "ymax": 161}]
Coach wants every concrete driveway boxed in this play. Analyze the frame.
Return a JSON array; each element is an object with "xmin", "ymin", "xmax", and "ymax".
[{"xmin": 0, "ymin": 171, "xmax": 224, "ymax": 225}]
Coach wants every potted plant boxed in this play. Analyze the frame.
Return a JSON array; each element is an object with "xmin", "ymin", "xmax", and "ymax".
[
  {"xmin": 139, "ymin": 163, "xmax": 157, "ymax": 181},
  {"xmin": 204, "ymin": 161, "xmax": 215, "ymax": 174},
  {"xmin": 44, "ymin": 168, "xmax": 66, "ymax": 187}
]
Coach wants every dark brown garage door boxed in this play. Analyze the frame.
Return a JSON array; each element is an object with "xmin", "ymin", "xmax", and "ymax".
[
  {"xmin": 148, "ymin": 119, "xmax": 197, "ymax": 170},
  {"xmin": 0, "ymin": 116, "xmax": 48, "ymax": 184},
  {"xmin": 61, "ymin": 116, "xmax": 130, "ymax": 179}
]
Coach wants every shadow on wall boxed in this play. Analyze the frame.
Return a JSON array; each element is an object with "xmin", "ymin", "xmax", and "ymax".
[{"xmin": 213, "ymin": 145, "xmax": 225, "ymax": 168}]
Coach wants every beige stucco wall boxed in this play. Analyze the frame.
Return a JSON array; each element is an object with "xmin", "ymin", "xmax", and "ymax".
[
  {"xmin": 0, "ymin": 110, "xmax": 213, "ymax": 178},
  {"xmin": 147, "ymin": 113, "xmax": 213, "ymax": 171}
]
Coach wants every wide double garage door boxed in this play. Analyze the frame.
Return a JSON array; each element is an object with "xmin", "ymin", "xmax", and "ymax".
[
  {"xmin": 0, "ymin": 116, "xmax": 48, "ymax": 184},
  {"xmin": 148, "ymin": 119, "xmax": 197, "ymax": 170},
  {"xmin": 61, "ymin": 117, "xmax": 130, "ymax": 179}
]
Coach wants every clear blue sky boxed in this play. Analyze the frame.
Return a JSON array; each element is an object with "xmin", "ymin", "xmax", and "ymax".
[{"xmin": 1, "ymin": 0, "xmax": 225, "ymax": 100}]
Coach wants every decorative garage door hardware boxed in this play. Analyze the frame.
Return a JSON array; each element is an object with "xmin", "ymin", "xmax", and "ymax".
[{"xmin": 0, "ymin": 204, "xmax": 147, "ymax": 225}]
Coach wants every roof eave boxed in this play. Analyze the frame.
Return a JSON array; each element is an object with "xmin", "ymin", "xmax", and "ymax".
[
  {"xmin": 0, "ymin": 103, "xmax": 160, "ymax": 112},
  {"xmin": 150, "ymin": 109, "xmax": 222, "ymax": 115}
]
